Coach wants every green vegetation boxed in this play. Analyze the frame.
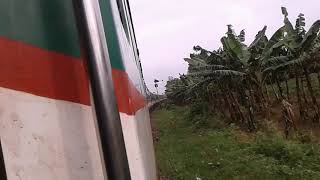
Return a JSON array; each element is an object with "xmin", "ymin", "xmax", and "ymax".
[
  {"xmin": 165, "ymin": 7, "xmax": 320, "ymax": 136},
  {"xmin": 153, "ymin": 105, "xmax": 320, "ymax": 180},
  {"xmin": 158, "ymin": 7, "xmax": 320, "ymax": 179}
]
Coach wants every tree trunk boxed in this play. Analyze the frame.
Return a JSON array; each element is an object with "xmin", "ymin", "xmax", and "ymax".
[
  {"xmin": 229, "ymin": 94, "xmax": 240, "ymax": 122},
  {"xmin": 223, "ymin": 93, "xmax": 236, "ymax": 122},
  {"xmin": 304, "ymin": 68, "xmax": 320, "ymax": 122},
  {"xmin": 317, "ymin": 71, "xmax": 320, "ymax": 90},
  {"xmin": 295, "ymin": 73, "xmax": 304, "ymax": 121},
  {"xmin": 229, "ymin": 90, "xmax": 245, "ymax": 123},
  {"xmin": 300, "ymin": 77, "xmax": 309, "ymax": 107},
  {"xmin": 264, "ymin": 85, "xmax": 270, "ymax": 103},
  {"xmin": 264, "ymin": 84, "xmax": 271, "ymax": 120},
  {"xmin": 276, "ymin": 74, "xmax": 284, "ymax": 99},
  {"xmin": 285, "ymin": 79, "xmax": 290, "ymax": 101},
  {"xmin": 247, "ymin": 85, "xmax": 256, "ymax": 131},
  {"xmin": 255, "ymin": 84, "xmax": 267, "ymax": 116},
  {"xmin": 209, "ymin": 92, "xmax": 216, "ymax": 112},
  {"xmin": 268, "ymin": 76, "xmax": 280, "ymax": 101},
  {"xmin": 217, "ymin": 96, "xmax": 226, "ymax": 118}
]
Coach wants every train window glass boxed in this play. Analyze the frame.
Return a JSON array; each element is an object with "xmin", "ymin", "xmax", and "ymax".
[
  {"xmin": 0, "ymin": 140, "xmax": 7, "ymax": 179},
  {"xmin": 116, "ymin": 0, "xmax": 143, "ymax": 69},
  {"xmin": 116, "ymin": 0, "xmax": 130, "ymax": 40}
]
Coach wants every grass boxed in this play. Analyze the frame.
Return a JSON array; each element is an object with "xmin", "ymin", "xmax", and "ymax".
[{"xmin": 153, "ymin": 105, "xmax": 320, "ymax": 180}]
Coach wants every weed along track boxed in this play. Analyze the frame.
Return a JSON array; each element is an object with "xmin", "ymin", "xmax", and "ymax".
[{"xmin": 153, "ymin": 105, "xmax": 320, "ymax": 179}]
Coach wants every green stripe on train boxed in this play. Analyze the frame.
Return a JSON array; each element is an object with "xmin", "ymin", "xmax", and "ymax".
[
  {"xmin": 99, "ymin": 0, "xmax": 126, "ymax": 73},
  {"xmin": 0, "ymin": 0, "xmax": 125, "ymax": 70}
]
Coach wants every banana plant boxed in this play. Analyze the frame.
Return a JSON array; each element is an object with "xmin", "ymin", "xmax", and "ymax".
[{"xmin": 165, "ymin": 6, "xmax": 320, "ymax": 132}]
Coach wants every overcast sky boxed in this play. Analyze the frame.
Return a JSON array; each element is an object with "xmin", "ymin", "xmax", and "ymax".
[{"xmin": 129, "ymin": 0, "xmax": 319, "ymax": 94}]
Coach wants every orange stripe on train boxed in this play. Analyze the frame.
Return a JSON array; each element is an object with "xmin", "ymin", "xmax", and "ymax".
[{"xmin": 0, "ymin": 37, "xmax": 146, "ymax": 115}]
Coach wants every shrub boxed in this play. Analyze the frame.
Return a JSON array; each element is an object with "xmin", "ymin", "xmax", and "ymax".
[{"xmin": 185, "ymin": 102, "xmax": 224, "ymax": 129}]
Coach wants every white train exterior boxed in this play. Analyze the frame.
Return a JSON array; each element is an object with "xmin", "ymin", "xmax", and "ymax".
[{"xmin": 0, "ymin": 0, "xmax": 157, "ymax": 179}]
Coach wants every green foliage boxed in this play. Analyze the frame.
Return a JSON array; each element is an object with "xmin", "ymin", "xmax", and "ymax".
[
  {"xmin": 221, "ymin": 25, "xmax": 250, "ymax": 65},
  {"xmin": 248, "ymin": 26, "xmax": 267, "ymax": 51},
  {"xmin": 185, "ymin": 102, "xmax": 224, "ymax": 129}
]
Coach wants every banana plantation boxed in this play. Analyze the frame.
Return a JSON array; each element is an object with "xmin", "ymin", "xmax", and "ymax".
[{"xmin": 165, "ymin": 7, "xmax": 320, "ymax": 137}]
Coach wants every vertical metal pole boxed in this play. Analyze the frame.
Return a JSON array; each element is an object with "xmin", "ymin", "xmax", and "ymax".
[{"xmin": 72, "ymin": 0, "xmax": 131, "ymax": 179}]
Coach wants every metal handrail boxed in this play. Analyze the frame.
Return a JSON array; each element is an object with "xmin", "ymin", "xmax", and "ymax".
[{"xmin": 72, "ymin": 0, "xmax": 131, "ymax": 179}]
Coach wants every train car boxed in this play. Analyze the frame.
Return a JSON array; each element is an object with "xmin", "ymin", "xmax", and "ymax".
[{"xmin": 0, "ymin": 0, "xmax": 157, "ymax": 179}]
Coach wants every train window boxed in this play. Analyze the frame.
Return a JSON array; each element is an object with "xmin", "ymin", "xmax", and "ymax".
[
  {"xmin": 0, "ymin": 140, "xmax": 7, "ymax": 179},
  {"xmin": 116, "ymin": 0, "xmax": 130, "ymax": 40},
  {"xmin": 116, "ymin": 0, "xmax": 142, "ymax": 67}
]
